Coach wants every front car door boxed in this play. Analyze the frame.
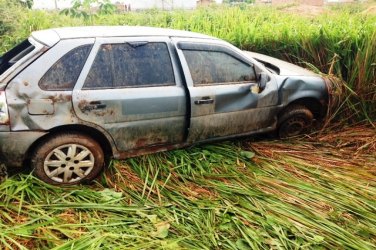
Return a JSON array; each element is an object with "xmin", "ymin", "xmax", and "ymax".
[
  {"xmin": 73, "ymin": 37, "xmax": 187, "ymax": 151},
  {"xmin": 173, "ymin": 38, "xmax": 279, "ymax": 142}
]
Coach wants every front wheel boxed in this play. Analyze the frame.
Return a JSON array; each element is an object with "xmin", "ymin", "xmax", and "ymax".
[
  {"xmin": 31, "ymin": 133, "xmax": 104, "ymax": 185},
  {"xmin": 278, "ymin": 105, "xmax": 313, "ymax": 138}
]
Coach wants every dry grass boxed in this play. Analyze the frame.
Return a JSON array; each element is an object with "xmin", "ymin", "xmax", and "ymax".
[{"xmin": 1, "ymin": 124, "xmax": 375, "ymax": 249}]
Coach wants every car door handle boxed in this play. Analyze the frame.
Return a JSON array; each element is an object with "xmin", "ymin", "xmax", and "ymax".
[
  {"xmin": 194, "ymin": 98, "xmax": 214, "ymax": 105},
  {"xmin": 81, "ymin": 101, "xmax": 107, "ymax": 111}
]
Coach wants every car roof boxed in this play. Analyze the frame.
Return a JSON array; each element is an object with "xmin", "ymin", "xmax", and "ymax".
[{"xmin": 31, "ymin": 26, "xmax": 217, "ymax": 47}]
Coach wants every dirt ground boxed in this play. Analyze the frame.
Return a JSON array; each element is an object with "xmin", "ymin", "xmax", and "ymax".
[
  {"xmin": 282, "ymin": 4, "xmax": 325, "ymax": 17},
  {"xmin": 280, "ymin": 3, "xmax": 376, "ymax": 17}
]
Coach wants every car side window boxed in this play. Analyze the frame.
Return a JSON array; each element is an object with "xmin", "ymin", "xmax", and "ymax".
[
  {"xmin": 182, "ymin": 49, "xmax": 256, "ymax": 86},
  {"xmin": 39, "ymin": 45, "xmax": 92, "ymax": 91},
  {"xmin": 83, "ymin": 42, "xmax": 175, "ymax": 89}
]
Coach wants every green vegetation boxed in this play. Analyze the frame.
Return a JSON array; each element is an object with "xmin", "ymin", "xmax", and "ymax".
[
  {"xmin": 60, "ymin": 0, "xmax": 117, "ymax": 18},
  {"xmin": 1, "ymin": 3, "xmax": 375, "ymax": 120},
  {"xmin": 0, "ymin": 125, "xmax": 375, "ymax": 249},
  {"xmin": 0, "ymin": 3, "xmax": 375, "ymax": 249}
]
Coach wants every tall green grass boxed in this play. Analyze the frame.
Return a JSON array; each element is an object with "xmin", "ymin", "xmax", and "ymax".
[{"xmin": 0, "ymin": 4, "xmax": 375, "ymax": 119}]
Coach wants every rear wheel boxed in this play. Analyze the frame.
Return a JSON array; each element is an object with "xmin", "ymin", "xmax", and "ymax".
[
  {"xmin": 31, "ymin": 133, "xmax": 104, "ymax": 185},
  {"xmin": 278, "ymin": 105, "xmax": 313, "ymax": 138}
]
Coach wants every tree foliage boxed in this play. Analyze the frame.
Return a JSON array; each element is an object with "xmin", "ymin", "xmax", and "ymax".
[
  {"xmin": 19, "ymin": 0, "xmax": 33, "ymax": 9},
  {"xmin": 60, "ymin": 0, "xmax": 116, "ymax": 19}
]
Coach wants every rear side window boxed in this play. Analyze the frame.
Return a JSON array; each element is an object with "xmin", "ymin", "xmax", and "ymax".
[
  {"xmin": 182, "ymin": 50, "xmax": 256, "ymax": 86},
  {"xmin": 83, "ymin": 42, "xmax": 175, "ymax": 89},
  {"xmin": 39, "ymin": 45, "xmax": 92, "ymax": 91}
]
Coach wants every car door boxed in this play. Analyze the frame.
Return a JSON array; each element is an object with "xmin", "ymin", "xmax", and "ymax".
[
  {"xmin": 173, "ymin": 38, "xmax": 279, "ymax": 142},
  {"xmin": 72, "ymin": 37, "xmax": 187, "ymax": 151}
]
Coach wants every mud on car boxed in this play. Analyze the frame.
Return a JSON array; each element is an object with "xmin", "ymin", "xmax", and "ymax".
[{"xmin": 0, "ymin": 26, "xmax": 333, "ymax": 185}]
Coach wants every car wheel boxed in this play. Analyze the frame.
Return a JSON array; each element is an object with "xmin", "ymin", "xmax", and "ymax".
[
  {"xmin": 31, "ymin": 133, "xmax": 104, "ymax": 185},
  {"xmin": 278, "ymin": 105, "xmax": 313, "ymax": 138}
]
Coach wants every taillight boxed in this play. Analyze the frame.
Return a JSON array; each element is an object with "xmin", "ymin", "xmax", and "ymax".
[{"xmin": 0, "ymin": 91, "xmax": 9, "ymax": 125}]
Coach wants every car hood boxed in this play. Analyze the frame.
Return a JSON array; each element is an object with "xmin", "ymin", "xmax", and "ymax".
[{"xmin": 244, "ymin": 51, "xmax": 319, "ymax": 77}]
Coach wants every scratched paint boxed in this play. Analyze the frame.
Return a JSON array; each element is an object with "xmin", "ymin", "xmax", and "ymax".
[{"xmin": 0, "ymin": 27, "xmax": 335, "ymax": 173}]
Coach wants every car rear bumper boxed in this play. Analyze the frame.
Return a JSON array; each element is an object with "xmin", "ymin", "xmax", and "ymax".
[{"xmin": 0, "ymin": 131, "xmax": 47, "ymax": 168}]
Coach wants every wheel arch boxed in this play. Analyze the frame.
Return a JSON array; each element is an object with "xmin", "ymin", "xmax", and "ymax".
[
  {"xmin": 23, "ymin": 124, "xmax": 115, "ymax": 167},
  {"xmin": 279, "ymin": 97, "xmax": 325, "ymax": 121}
]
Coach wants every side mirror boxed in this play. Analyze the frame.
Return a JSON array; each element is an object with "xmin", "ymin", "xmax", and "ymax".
[{"xmin": 258, "ymin": 72, "xmax": 268, "ymax": 90}]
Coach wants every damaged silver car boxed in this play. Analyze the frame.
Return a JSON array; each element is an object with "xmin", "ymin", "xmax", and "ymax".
[{"xmin": 0, "ymin": 26, "xmax": 333, "ymax": 185}]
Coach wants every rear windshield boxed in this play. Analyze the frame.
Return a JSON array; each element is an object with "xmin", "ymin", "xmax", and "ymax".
[{"xmin": 0, "ymin": 39, "xmax": 35, "ymax": 75}]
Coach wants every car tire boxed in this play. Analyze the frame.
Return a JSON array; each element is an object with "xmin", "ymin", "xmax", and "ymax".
[
  {"xmin": 278, "ymin": 105, "xmax": 313, "ymax": 138},
  {"xmin": 31, "ymin": 133, "xmax": 104, "ymax": 185}
]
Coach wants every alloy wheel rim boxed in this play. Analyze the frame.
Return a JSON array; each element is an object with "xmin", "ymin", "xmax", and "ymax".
[{"xmin": 44, "ymin": 144, "xmax": 95, "ymax": 183}]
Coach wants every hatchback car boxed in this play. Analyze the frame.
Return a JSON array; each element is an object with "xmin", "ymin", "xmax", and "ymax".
[{"xmin": 0, "ymin": 26, "xmax": 333, "ymax": 185}]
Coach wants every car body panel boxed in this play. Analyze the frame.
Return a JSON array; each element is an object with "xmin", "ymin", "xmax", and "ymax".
[
  {"xmin": 5, "ymin": 38, "xmax": 94, "ymax": 132},
  {"xmin": 0, "ymin": 131, "xmax": 47, "ymax": 167},
  {"xmin": 243, "ymin": 51, "xmax": 328, "ymax": 112},
  {"xmin": 72, "ymin": 37, "xmax": 187, "ymax": 151},
  {"xmin": 40, "ymin": 26, "xmax": 216, "ymax": 40},
  {"xmin": 279, "ymin": 76, "xmax": 327, "ymax": 104},
  {"xmin": 31, "ymin": 29, "xmax": 60, "ymax": 47},
  {"xmin": 0, "ymin": 26, "xmax": 331, "ymax": 169},
  {"xmin": 73, "ymin": 86, "xmax": 187, "ymax": 151},
  {"xmin": 173, "ymin": 38, "xmax": 279, "ymax": 142},
  {"xmin": 244, "ymin": 51, "xmax": 318, "ymax": 76}
]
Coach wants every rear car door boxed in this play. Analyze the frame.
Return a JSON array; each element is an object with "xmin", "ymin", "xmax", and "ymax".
[
  {"xmin": 73, "ymin": 37, "xmax": 187, "ymax": 151},
  {"xmin": 174, "ymin": 39, "xmax": 279, "ymax": 142}
]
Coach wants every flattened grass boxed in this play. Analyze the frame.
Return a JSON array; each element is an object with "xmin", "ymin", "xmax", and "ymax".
[{"xmin": 1, "ymin": 125, "xmax": 375, "ymax": 249}]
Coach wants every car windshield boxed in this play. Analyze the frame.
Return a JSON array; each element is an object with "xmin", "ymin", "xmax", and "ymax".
[
  {"xmin": 0, "ymin": 39, "xmax": 35, "ymax": 76},
  {"xmin": 253, "ymin": 58, "xmax": 280, "ymax": 75}
]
